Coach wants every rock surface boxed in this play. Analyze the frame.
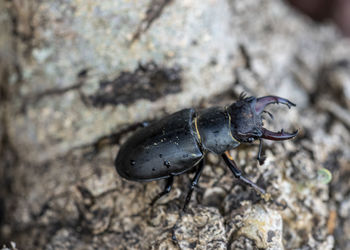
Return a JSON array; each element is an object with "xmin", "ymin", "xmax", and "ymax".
[{"xmin": 1, "ymin": 0, "xmax": 350, "ymax": 249}]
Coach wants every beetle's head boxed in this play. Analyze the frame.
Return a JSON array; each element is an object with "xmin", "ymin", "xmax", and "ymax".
[{"xmin": 227, "ymin": 94, "xmax": 298, "ymax": 143}]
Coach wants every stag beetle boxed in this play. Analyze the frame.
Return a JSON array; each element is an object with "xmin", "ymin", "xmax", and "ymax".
[{"xmin": 115, "ymin": 95, "xmax": 298, "ymax": 210}]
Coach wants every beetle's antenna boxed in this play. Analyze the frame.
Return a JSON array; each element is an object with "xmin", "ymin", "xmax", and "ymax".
[
  {"xmin": 262, "ymin": 110, "xmax": 274, "ymax": 120},
  {"xmin": 239, "ymin": 92, "xmax": 246, "ymax": 100}
]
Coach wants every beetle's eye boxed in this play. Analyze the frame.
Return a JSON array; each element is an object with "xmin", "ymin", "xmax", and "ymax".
[{"xmin": 248, "ymin": 137, "xmax": 254, "ymax": 142}]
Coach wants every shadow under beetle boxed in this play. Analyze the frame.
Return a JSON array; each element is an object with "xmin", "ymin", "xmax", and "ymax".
[{"xmin": 115, "ymin": 95, "xmax": 298, "ymax": 210}]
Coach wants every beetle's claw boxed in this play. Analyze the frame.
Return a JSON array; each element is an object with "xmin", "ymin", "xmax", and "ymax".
[
  {"xmin": 261, "ymin": 128, "xmax": 298, "ymax": 141},
  {"xmin": 257, "ymin": 156, "xmax": 266, "ymax": 165},
  {"xmin": 255, "ymin": 95, "xmax": 296, "ymax": 114},
  {"xmin": 240, "ymin": 175, "xmax": 266, "ymax": 194}
]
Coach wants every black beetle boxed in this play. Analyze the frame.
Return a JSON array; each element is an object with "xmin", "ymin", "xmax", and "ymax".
[{"xmin": 115, "ymin": 94, "xmax": 298, "ymax": 210}]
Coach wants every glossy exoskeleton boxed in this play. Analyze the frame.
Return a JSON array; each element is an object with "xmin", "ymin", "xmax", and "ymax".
[{"xmin": 115, "ymin": 95, "xmax": 298, "ymax": 210}]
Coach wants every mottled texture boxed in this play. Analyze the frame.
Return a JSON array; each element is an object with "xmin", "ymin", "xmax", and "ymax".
[
  {"xmin": 1, "ymin": 0, "xmax": 350, "ymax": 249},
  {"xmin": 226, "ymin": 204, "xmax": 283, "ymax": 249},
  {"xmin": 173, "ymin": 207, "xmax": 227, "ymax": 249},
  {"xmin": 89, "ymin": 61, "xmax": 182, "ymax": 107}
]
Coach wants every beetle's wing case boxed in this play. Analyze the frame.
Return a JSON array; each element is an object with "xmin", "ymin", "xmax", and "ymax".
[
  {"xmin": 196, "ymin": 107, "xmax": 240, "ymax": 154},
  {"xmin": 115, "ymin": 108, "xmax": 203, "ymax": 181}
]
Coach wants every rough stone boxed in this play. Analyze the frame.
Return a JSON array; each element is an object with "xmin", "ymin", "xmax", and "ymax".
[
  {"xmin": 226, "ymin": 204, "xmax": 283, "ymax": 249},
  {"xmin": 1, "ymin": 0, "xmax": 350, "ymax": 249}
]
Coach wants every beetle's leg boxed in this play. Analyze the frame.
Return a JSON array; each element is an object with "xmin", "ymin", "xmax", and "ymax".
[
  {"xmin": 183, "ymin": 159, "xmax": 205, "ymax": 211},
  {"xmin": 222, "ymin": 152, "xmax": 266, "ymax": 194},
  {"xmin": 256, "ymin": 139, "xmax": 266, "ymax": 165},
  {"xmin": 150, "ymin": 176, "xmax": 174, "ymax": 206}
]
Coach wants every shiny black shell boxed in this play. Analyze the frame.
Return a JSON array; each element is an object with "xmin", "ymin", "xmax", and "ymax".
[
  {"xmin": 197, "ymin": 107, "xmax": 239, "ymax": 154},
  {"xmin": 115, "ymin": 109, "xmax": 203, "ymax": 181}
]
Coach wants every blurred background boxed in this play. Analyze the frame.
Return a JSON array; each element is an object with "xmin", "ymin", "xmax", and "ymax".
[
  {"xmin": 289, "ymin": 0, "xmax": 350, "ymax": 37},
  {"xmin": 1, "ymin": 0, "xmax": 350, "ymax": 249}
]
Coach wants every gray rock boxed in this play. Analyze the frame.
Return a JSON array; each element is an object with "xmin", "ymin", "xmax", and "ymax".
[
  {"xmin": 2, "ymin": 0, "xmax": 350, "ymax": 249},
  {"xmin": 226, "ymin": 204, "xmax": 283, "ymax": 249}
]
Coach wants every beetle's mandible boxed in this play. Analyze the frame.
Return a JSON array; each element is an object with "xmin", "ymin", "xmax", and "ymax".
[{"xmin": 115, "ymin": 95, "xmax": 298, "ymax": 210}]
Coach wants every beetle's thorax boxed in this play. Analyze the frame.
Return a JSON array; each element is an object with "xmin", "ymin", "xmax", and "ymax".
[{"xmin": 194, "ymin": 107, "xmax": 240, "ymax": 154}]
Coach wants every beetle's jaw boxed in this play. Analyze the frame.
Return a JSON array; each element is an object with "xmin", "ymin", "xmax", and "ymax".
[
  {"xmin": 255, "ymin": 95, "xmax": 296, "ymax": 114},
  {"xmin": 255, "ymin": 95, "xmax": 298, "ymax": 141},
  {"xmin": 261, "ymin": 128, "xmax": 298, "ymax": 141}
]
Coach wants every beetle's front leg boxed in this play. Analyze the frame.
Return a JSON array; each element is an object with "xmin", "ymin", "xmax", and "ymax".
[
  {"xmin": 256, "ymin": 139, "xmax": 266, "ymax": 165},
  {"xmin": 222, "ymin": 152, "xmax": 265, "ymax": 194}
]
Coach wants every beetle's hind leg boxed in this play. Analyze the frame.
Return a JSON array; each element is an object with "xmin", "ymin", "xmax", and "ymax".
[
  {"xmin": 222, "ymin": 152, "xmax": 265, "ymax": 194},
  {"xmin": 150, "ymin": 176, "xmax": 174, "ymax": 206},
  {"xmin": 183, "ymin": 159, "xmax": 205, "ymax": 211}
]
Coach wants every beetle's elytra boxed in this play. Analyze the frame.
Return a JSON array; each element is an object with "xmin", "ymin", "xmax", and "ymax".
[{"xmin": 115, "ymin": 95, "xmax": 298, "ymax": 210}]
